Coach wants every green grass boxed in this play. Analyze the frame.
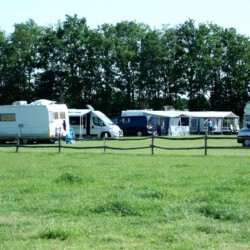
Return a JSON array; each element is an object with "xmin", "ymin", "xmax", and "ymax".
[{"xmin": 0, "ymin": 137, "xmax": 250, "ymax": 249}]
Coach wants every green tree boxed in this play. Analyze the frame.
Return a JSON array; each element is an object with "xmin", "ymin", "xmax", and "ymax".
[
  {"xmin": 0, "ymin": 30, "xmax": 7, "ymax": 104},
  {"xmin": 206, "ymin": 25, "xmax": 250, "ymax": 118},
  {"xmin": 175, "ymin": 20, "xmax": 212, "ymax": 111},
  {"xmin": 1, "ymin": 20, "xmax": 42, "ymax": 103},
  {"xmin": 159, "ymin": 26, "xmax": 186, "ymax": 109},
  {"xmin": 140, "ymin": 29, "xmax": 166, "ymax": 109},
  {"xmin": 1, "ymin": 16, "xmax": 250, "ymax": 118},
  {"xmin": 36, "ymin": 15, "xmax": 91, "ymax": 106},
  {"xmin": 90, "ymin": 23, "xmax": 117, "ymax": 114},
  {"xmin": 113, "ymin": 21, "xmax": 150, "ymax": 111},
  {"xmin": 220, "ymin": 28, "xmax": 250, "ymax": 116}
]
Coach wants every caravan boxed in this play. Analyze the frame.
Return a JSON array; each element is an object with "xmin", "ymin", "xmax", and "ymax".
[
  {"xmin": 121, "ymin": 110, "xmax": 190, "ymax": 136},
  {"xmin": 121, "ymin": 109, "xmax": 239, "ymax": 135},
  {"xmin": 0, "ymin": 99, "xmax": 70, "ymax": 143},
  {"xmin": 69, "ymin": 106, "xmax": 123, "ymax": 139}
]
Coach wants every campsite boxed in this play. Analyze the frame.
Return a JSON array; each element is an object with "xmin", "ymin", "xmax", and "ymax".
[
  {"xmin": 0, "ymin": 100, "xmax": 249, "ymax": 249},
  {"xmin": 0, "ymin": 138, "xmax": 250, "ymax": 249},
  {"xmin": 1, "ymin": 100, "xmax": 249, "ymax": 248},
  {"xmin": 1, "ymin": 8, "xmax": 250, "ymax": 249}
]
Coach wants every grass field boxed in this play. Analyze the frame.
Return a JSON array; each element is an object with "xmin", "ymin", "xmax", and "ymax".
[{"xmin": 1, "ymin": 136, "xmax": 250, "ymax": 249}]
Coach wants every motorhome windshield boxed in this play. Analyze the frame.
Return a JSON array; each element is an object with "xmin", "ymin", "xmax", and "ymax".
[{"xmin": 100, "ymin": 115, "xmax": 115, "ymax": 126}]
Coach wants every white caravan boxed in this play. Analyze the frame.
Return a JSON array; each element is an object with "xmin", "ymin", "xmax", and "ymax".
[
  {"xmin": 68, "ymin": 106, "xmax": 123, "ymax": 139},
  {"xmin": 0, "ymin": 99, "xmax": 70, "ymax": 143}
]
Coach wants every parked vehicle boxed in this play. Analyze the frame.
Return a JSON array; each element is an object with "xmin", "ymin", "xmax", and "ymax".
[
  {"xmin": 237, "ymin": 101, "xmax": 250, "ymax": 147},
  {"xmin": 0, "ymin": 99, "xmax": 70, "ymax": 143},
  {"xmin": 69, "ymin": 106, "xmax": 123, "ymax": 139},
  {"xmin": 237, "ymin": 125, "xmax": 250, "ymax": 146},
  {"xmin": 242, "ymin": 101, "xmax": 250, "ymax": 127},
  {"xmin": 121, "ymin": 109, "xmax": 239, "ymax": 135},
  {"xmin": 111, "ymin": 116, "xmax": 153, "ymax": 136}
]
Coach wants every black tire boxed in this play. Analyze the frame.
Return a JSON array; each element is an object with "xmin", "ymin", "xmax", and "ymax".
[
  {"xmin": 243, "ymin": 139, "xmax": 250, "ymax": 147},
  {"xmin": 136, "ymin": 131, "xmax": 143, "ymax": 136},
  {"xmin": 101, "ymin": 132, "xmax": 110, "ymax": 138}
]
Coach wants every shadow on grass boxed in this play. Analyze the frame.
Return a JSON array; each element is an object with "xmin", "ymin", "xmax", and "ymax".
[{"xmin": 90, "ymin": 200, "xmax": 139, "ymax": 216}]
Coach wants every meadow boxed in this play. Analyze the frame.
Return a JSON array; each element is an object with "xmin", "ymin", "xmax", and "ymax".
[{"xmin": 0, "ymin": 136, "xmax": 250, "ymax": 249}]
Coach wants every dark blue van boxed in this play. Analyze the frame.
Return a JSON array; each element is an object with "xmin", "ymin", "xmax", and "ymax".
[{"xmin": 111, "ymin": 116, "xmax": 153, "ymax": 136}]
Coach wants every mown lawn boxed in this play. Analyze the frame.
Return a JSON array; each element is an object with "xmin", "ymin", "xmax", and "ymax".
[{"xmin": 0, "ymin": 137, "xmax": 250, "ymax": 249}]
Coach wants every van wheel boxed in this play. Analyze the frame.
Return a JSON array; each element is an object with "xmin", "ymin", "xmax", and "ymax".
[
  {"xmin": 101, "ymin": 132, "xmax": 110, "ymax": 138},
  {"xmin": 243, "ymin": 139, "xmax": 250, "ymax": 147},
  {"xmin": 137, "ymin": 131, "xmax": 143, "ymax": 136}
]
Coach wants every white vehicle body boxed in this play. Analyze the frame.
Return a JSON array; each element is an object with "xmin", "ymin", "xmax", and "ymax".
[
  {"xmin": 237, "ymin": 101, "xmax": 250, "ymax": 146},
  {"xmin": 69, "ymin": 108, "xmax": 123, "ymax": 139},
  {"xmin": 243, "ymin": 101, "xmax": 250, "ymax": 127},
  {"xmin": 0, "ymin": 99, "xmax": 69, "ymax": 142}
]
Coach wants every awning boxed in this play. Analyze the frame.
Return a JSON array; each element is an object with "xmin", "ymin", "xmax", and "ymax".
[
  {"xmin": 68, "ymin": 109, "xmax": 91, "ymax": 116},
  {"xmin": 188, "ymin": 111, "xmax": 239, "ymax": 118}
]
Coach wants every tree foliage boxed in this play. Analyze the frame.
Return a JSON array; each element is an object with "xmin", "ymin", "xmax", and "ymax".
[{"xmin": 0, "ymin": 16, "xmax": 250, "ymax": 119}]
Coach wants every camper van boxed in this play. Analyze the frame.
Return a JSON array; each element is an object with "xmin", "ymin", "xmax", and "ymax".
[
  {"xmin": 0, "ymin": 99, "xmax": 70, "ymax": 143},
  {"xmin": 111, "ymin": 116, "xmax": 153, "ymax": 136},
  {"xmin": 68, "ymin": 107, "xmax": 123, "ymax": 139}
]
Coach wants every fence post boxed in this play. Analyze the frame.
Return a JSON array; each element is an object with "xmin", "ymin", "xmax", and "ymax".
[
  {"xmin": 104, "ymin": 133, "xmax": 107, "ymax": 153},
  {"xmin": 151, "ymin": 133, "xmax": 155, "ymax": 155},
  {"xmin": 58, "ymin": 134, "xmax": 61, "ymax": 153},
  {"xmin": 204, "ymin": 132, "xmax": 208, "ymax": 156},
  {"xmin": 16, "ymin": 133, "xmax": 20, "ymax": 153}
]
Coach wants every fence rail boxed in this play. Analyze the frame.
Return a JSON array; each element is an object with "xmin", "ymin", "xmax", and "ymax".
[{"xmin": 0, "ymin": 133, "xmax": 246, "ymax": 155}]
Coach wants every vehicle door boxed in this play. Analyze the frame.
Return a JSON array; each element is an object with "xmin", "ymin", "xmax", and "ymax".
[{"xmin": 90, "ymin": 114, "xmax": 105, "ymax": 137}]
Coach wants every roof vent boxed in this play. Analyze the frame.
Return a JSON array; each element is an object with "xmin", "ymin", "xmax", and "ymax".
[
  {"xmin": 12, "ymin": 101, "xmax": 27, "ymax": 106},
  {"xmin": 163, "ymin": 106, "xmax": 175, "ymax": 111}
]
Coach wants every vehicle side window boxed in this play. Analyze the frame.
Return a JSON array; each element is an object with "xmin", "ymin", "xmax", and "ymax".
[
  {"xmin": 69, "ymin": 117, "xmax": 80, "ymax": 125},
  {"xmin": 93, "ymin": 117, "xmax": 105, "ymax": 126},
  {"xmin": 60, "ymin": 112, "xmax": 65, "ymax": 119},
  {"xmin": 0, "ymin": 113, "xmax": 16, "ymax": 121}
]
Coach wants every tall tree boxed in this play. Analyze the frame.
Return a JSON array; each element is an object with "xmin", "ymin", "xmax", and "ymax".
[
  {"xmin": 206, "ymin": 24, "xmax": 250, "ymax": 117},
  {"xmin": 175, "ymin": 20, "xmax": 211, "ymax": 111},
  {"xmin": 1, "ymin": 20, "xmax": 42, "ymax": 103},
  {"xmin": 157, "ymin": 26, "xmax": 186, "ymax": 109},
  {"xmin": 113, "ymin": 21, "xmax": 150, "ymax": 110},
  {"xmin": 140, "ymin": 29, "xmax": 166, "ymax": 109},
  {"xmin": 220, "ymin": 28, "xmax": 250, "ymax": 116},
  {"xmin": 36, "ymin": 15, "xmax": 92, "ymax": 106},
  {"xmin": 0, "ymin": 30, "xmax": 7, "ymax": 104}
]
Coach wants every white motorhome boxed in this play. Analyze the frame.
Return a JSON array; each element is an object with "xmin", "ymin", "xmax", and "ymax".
[
  {"xmin": 0, "ymin": 99, "xmax": 70, "ymax": 143},
  {"xmin": 69, "ymin": 106, "xmax": 123, "ymax": 139}
]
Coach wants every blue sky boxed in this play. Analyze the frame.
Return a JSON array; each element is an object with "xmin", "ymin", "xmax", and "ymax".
[{"xmin": 1, "ymin": 0, "xmax": 250, "ymax": 37}]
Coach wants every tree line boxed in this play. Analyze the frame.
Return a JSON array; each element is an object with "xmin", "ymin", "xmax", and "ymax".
[{"xmin": 0, "ymin": 15, "xmax": 250, "ymax": 118}]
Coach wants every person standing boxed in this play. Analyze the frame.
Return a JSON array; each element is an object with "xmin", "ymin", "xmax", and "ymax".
[{"xmin": 208, "ymin": 119, "xmax": 213, "ymax": 134}]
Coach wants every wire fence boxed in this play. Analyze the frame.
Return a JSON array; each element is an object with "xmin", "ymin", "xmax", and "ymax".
[{"xmin": 0, "ymin": 133, "xmax": 246, "ymax": 155}]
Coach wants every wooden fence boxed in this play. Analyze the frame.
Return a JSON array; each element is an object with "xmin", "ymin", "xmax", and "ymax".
[{"xmin": 0, "ymin": 133, "xmax": 245, "ymax": 155}]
